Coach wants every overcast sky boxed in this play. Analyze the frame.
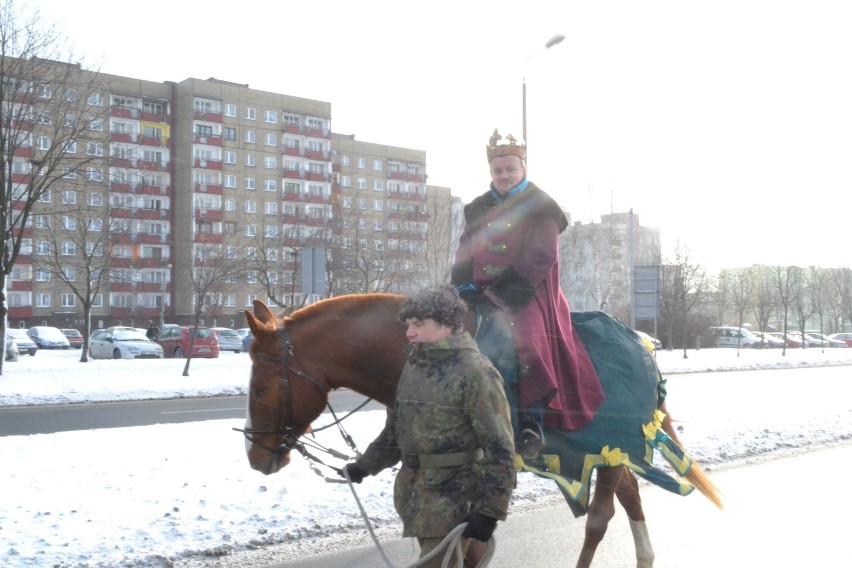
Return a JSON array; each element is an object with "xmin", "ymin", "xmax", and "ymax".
[{"xmin": 24, "ymin": 0, "xmax": 852, "ymax": 272}]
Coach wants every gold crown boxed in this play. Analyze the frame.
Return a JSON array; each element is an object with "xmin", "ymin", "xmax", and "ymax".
[{"xmin": 486, "ymin": 129, "xmax": 526, "ymax": 163}]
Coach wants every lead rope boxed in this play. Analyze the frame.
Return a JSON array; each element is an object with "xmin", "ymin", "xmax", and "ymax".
[{"xmin": 341, "ymin": 469, "xmax": 496, "ymax": 568}]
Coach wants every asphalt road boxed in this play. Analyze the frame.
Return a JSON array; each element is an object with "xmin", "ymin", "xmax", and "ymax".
[
  {"xmin": 258, "ymin": 441, "xmax": 852, "ymax": 567},
  {"xmin": 0, "ymin": 390, "xmax": 383, "ymax": 436}
]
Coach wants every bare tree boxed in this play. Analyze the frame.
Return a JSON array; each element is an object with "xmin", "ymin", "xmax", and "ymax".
[
  {"xmin": 750, "ymin": 265, "xmax": 777, "ymax": 338},
  {"xmin": 723, "ymin": 269, "xmax": 754, "ymax": 354},
  {"xmin": 789, "ymin": 266, "xmax": 813, "ymax": 348},
  {"xmin": 181, "ymin": 235, "xmax": 246, "ymax": 376},
  {"xmin": 660, "ymin": 242, "xmax": 711, "ymax": 358},
  {"xmin": 774, "ymin": 265, "xmax": 797, "ymax": 356},
  {"xmin": 422, "ymin": 188, "xmax": 461, "ymax": 287},
  {"xmin": 31, "ymin": 195, "xmax": 111, "ymax": 360},
  {"xmin": 0, "ymin": 1, "xmax": 107, "ymax": 372},
  {"xmin": 835, "ymin": 267, "xmax": 852, "ymax": 335}
]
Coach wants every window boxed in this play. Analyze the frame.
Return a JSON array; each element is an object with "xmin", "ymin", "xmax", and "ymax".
[
  {"xmin": 264, "ymin": 110, "xmax": 277, "ymax": 123},
  {"xmin": 224, "ymin": 175, "xmax": 236, "ymax": 188},
  {"xmin": 265, "ymin": 133, "xmax": 277, "ymax": 146},
  {"xmin": 284, "ymin": 182, "xmax": 300, "ymax": 195},
  {"xmin": 356, "ymin": 178, "xmax": 367, "ymax": 189},
  {"xmin": 245, "ymin": 130, "xmax": 255, "ymax": 143},
  {"xmin": 357, "ymin": 157, "xmax": 367, "ymax": 169},
  {"xmin": 341, "ymin": 196, "xmax": 352, "ymax": 208},
  {"xmin": 61, "ymin": 190, "xmax": 77, "ymax": 204},
  {"xmin": 225, "ymin": 103, "xmax": 237, "ymax": 117},
  {"xmin": 244, "ymin": 177, "xmax": 256, "ymax": 190},
  {"xmin": 224, "ymin": 151, "xmax": 236, "ymax": 164},
  {"xmin": 87, "ymin": 92, "xmax": 104, "ymax": 106},
  {"xmin": 263, "ymin": 178, "xmax": 277, "ymax": 191},
  {"xmin": 223, "ymin": 127, "xmax": 236, "ymax": 141},
  {"xmin": 63, "ymin": 88, "xmax": 76, "ymax": 102},
  {"xmin": 264, "ymin": 156, "xmax": 277, "ymax": 169},
  {"xmin": 341, "ymin": 175, "xmax": 351, "ymax": 187},
  {"xmin": 373, "ymin": 180, "xmax": 383, "ymax": 191},
  {"xmin": 64, "ymin": 140, "xmax": 77, "ymax": 153},
  {"xmin": 373, "ymin": 219, "xmax": 383, "ymax": 231},
  {"xmin": 265, "ymin": 201, "xmax": 278, "ymax": 214},
  {"xmin": 373, "ymin": 159, "xmax": 383, "ymax": 171},
  {"xmin": 63, "ymin": 267, "xmax": 77, "ymax": 281},
  {"xmin": 245, "ymin": 107, "xmax": 256, "ymax": 120},
  {"xmin": 225, "ymin": 199, "xmax": 237, "ymax": 212},
  {"xmin": 245, "ymin": 154, "xmax": 255, "ymax": 166},
  {"xmin": 36, "ymin": 268, "xmax": 50, "ymax": 282},
  {"xmin": 36, "ymin": 293, "xmax": 51, "ymax": 308},
  {"xmin": 87, "ymin": 167, "xmax": 103, "ymax": 182},
  {"xmin": 64, "ymin": 114, "xmax": 76, "ymax": 128},
  {"xmin": 89, "ymin": 119, "xmax": 104, "ymax": 131},
  {"xmin": 62, "ymin": 294, "xmax": 76, "ymax": 308},
  {"xmin": 37, "ymin": 84, "xmax": 52, "ymax": 98},
  {"xmin": 87, "ymin": 142, "xmax": 104, "ymax": 156},
  {"xmin": 62, "ymin": 241, "xmax": 76, "ymax": 256},
  {"xmin": 62, "ymin": 216, "xmax": 77, "ymax": 230},
  {"xmin": 245, "ymin": 200, "xmax": 256, "ymax": 213},
  {"xmin": 37, "ymin": 136, "xmax": 50, "ymax": 151},
  {"xmin": 357, "ymin": 198, "xmax": 367, "ymax": 210},
  {"xmin": 92, "ymin": 294, "xmax": 103, "ymax": 308},
  {"xmin": 264, "ymin": 225, "xmax": 278, "ymax": 237},
  {"xmin": 340, "ymin": 155, "xmax": 350, "ymax": 166}
]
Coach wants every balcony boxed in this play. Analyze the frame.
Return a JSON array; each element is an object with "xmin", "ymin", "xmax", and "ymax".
[
  {"xmin": 110, "ymin": 131, "xmax": 138, "ymax": 144},
  {"xmin": 110, "ymin": 282, "xmax": 132, "ymax": 292},
  {"xmin": 139, "ymin": 183, "xmax": 168, "ymax": 195},
  {"xmin": 194, "ymin": 158, "xmax": 223, "ymax": 171},
  {"xmin": 142, "ymin": 111, "xmax": 170, "ymax": 123},
  {"xmin": 283, "ymin": 168, "xmax": 305, "ymax": 181},
  {"xmin": 141, "ymin": 208, "xmax": 167, "ymax": 220},
  {"xmin": 111, "ymin": 257, "xmax": 133, "ymax": 268},
  {"xmin": 111, "ymin": 106, "xmax": 140, "ymax": 119},
  {"xmin": 140, "ymin": 160, "xmax": 167, "ymax": 171},
  {"xmin": 388, "ymin": 171, "xmax": 427, "ymax": 183},
  {"xmin": 14, "ymin": 146, "xmax": 33, "ymax": 159},
  {"xmin": 305, "ymin": 149, "xmax": 329, "ymax": 161},
  {"xmin": 306, "ymin": 126, "xmax": 330, "ymax": 139},
  {"xmin": 139, "ymin": 134, "xmax": 166, "ymax": 147},
  {"xmin": 110, "ymin": 307, "xmax": 132, "ymax": 317},
  {"xmin": 9, "ymin": 280, "xmax": 32, "ymax": 291},
  {"xmin": 109, "ymin": 156, "xmax": 136, "ymax": 169},
  {"xmin": 8, "ymin": 306, "xmax": 33, "ymax": 318},
  {"xmin": 141, "ymin": 233, "xmax": 167, "ymax": 245},
  {"xmin": 140, "ymin": 257, "xmax": 169, "ymax": 269},
  {"xmin": 194, "ymin": 110, "xmax": 223, "ymax": 123},
  {"xmin": 110, "ymin": 181, "xmax": 135, "ymax": 193},
  {"xmin": 195, "ymin": 208, "xmax": 223, "ymax": 222},
  {"xmin": 194, "ymin": 133, "xmax": 222, "ymax": 147},
  {"xmin": 111, "ymin": 233, "xmax": 136, "ymax": 244},
  {"xmin": 195, "ymin": 183, "xmax": 223, "ymax": 195},
  {"xmin": 195, "ymin": 232, "xmax": 223, "ymax": 244},
  {"xmin": 283, "ymin": 146, "xmax": 305, "ymax": 157}
]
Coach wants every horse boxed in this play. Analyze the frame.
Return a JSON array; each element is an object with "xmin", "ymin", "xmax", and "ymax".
[{"xmin": 240, "ymin": 294, "xmax": 723, "ymax": 568}]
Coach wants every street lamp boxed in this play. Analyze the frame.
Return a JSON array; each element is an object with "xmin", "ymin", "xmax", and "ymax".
[
  {"xmin": 522, "ymin": 33, "xmax": 566, "ymax": 162},
  {"xmin": 160, "ymin": 263, "xmax": 172, "ymax": 329}
]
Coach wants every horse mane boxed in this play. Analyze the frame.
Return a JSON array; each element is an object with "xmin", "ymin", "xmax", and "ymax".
[{"xmin": 282, "ymin": 293, "xmax": 406, "ymax": 325}]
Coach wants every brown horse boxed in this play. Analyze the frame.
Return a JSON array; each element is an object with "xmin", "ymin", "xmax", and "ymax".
[{"xmin": 241, "ymin": 294, "xmax": 723, "ymax": 568}]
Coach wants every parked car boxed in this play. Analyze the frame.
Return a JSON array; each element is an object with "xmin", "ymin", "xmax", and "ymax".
[
  {"xmin": 7, "ymin": 328, "xmax": 37, "ymax": 356},
  {"xmin": 829, "ymin": 332, "xmax": 852, "ymax": 347},
  {"xmin": 155, "ymin": 326, "xmax": 219, "ymax": 359},
  {"xmin": 60, "ymin": 328, "xmax": 84, "ymax": 349},
  {"xmin": 709, "ymin": 326, "xmax": 764, "ymax": 348},
  {"xmin": 786, "ymin": 331, "xmax": 829, "ymax": 348},
  {"xmin": 241, "ymin": 329, "xmax": 254, "ymax": 352},
  {"xmin": 27, "ymin": 326, "xmax": 71, "ymax": 349},
  {"xmin": 5, "ymin": 335, "xmax": 19, "ymax": 362},
  {"xmin": 766, "ymin": 331, "xmax": 804, "ymax": 348},
  {"xmin": 634, "ymin": 330, "xmax": 662, "ymax": 352},
  {"xmin": 210, "ymin": 327, "xmax": 243, "ymax": 354},
  {"xmin": 89, "ymin": 328, "xmax": 164, "ymax": 359},
  {"xmin": 751, "ymin": 331, "xmax": 785, "ymax": 348},
  {"xmin": 804, "ymin": 331, "xmax": 848, "ymax": 348}
]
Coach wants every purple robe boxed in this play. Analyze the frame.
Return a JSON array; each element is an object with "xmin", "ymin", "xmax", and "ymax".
[{"xmin": 452, "ymin": 183, "xmax": 604, "ymax": 431}]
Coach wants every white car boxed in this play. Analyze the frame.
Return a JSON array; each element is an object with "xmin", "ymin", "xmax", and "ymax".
[
  {"xmin": 89, "ymin": 328, "xmax": 164, "ymax": 359},
  {"xmin": 210, "ymin": 327, "xmax": 243, "ymax": 354},
  {"xmin": 7, "ymin": 328, "xmax": 38, "ymax": 356},
  {"xmin": 28, "ymin": 326, "xmax": 71, "ymax": 349},
  {"xmin": 709, "ymin": 326, "xmax": 764, "ymax": 348}
]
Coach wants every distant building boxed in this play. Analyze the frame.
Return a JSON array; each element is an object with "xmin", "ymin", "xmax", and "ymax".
[{"xmin": 559, "ymin": 211, "xmax": 661, "ymax": 323}]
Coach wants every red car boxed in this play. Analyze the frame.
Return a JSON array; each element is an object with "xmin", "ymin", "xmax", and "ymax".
[
  {"xmin": 829, "ymin": 333, "xmax": 852, "ymax": 347},
  {"xmin": 154, "ymin": 326, "xmax": 219, "ymax": 359},
  {"xmin": 60, "ymin": 328, "xmax": 84, "ymax": 349}
]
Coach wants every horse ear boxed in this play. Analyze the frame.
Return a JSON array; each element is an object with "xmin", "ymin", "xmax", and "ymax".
[{"xmin": 251, "ymin": 300, "xmax": 275, "ymax": 324}]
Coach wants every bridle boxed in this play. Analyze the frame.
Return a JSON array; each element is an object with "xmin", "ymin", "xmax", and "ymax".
[{"xmin": 233, "ymin": 326, "xmax": 364, "ymax": 476}]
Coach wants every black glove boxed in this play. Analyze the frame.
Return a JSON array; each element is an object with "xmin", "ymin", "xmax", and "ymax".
[
  {"xmin": 461, "ymin": 511, "xmax": 498, "ymax": 542},
  {"xmin": 456, "ymin": 283, "xmax": 479, "ymax": 303},
  {"xmin": 340, "ymin": 463, "xmax": 367, "ymax": 484}
]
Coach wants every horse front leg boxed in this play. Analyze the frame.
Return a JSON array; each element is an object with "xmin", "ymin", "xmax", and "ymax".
[
  {"xmin": 575, "ymin": 466, "xmax": 620, "ymax": 568},
  {"xmin": 615, "ymin": 467, "xmax": 654, "ymax": 568}
]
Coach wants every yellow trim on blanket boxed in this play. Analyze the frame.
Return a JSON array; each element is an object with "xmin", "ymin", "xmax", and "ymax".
[{"xmin": 515, "ymin": 454, "xmax": 584, "ymax": 500}]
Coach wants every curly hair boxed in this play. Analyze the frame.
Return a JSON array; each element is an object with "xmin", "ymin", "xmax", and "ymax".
[{"xmin": 398, "ymin": 284, "xmax": 468, "ymax": 332}]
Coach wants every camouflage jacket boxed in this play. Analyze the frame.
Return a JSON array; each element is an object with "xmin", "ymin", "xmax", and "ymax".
[{"xmin": 355, "ymin": 332, "xmax": 515, "ymax": 538}]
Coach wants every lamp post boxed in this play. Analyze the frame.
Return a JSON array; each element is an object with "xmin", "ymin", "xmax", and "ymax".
[
  {"xmin": 522, "ymin": 33, "xmax": 566, "ymax": 162},
  {"xmin": 160, "ymin": 264, "xmax": 172, "ymax": 329}
]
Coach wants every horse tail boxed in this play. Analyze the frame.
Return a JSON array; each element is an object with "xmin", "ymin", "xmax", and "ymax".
[{"xmin": 658, "ymin": 400, "xmax": 725, "ymax": 510}]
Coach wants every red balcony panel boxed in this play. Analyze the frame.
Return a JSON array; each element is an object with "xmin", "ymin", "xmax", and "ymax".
[
  {"xmin": 111, "ymin": 233, "xmax": 136, "ymax": 244},
  {"xmin": 283, "ymin": 124, "xmax": 302, "ymax": 134},
  {"xmin": 195, "ymin": 208, "xmax": 223, "ymax": 222},
  {"xmin": 139, "ymin": 282, "xmax": 161, "ymax": 292},
  {"xmin": 140, "ymin": 257, "xmax": 167, "ymax": 269},
  {"xmin": 110, "ymin": 307, "xmax": 132, "ymax": 317},
  {"xmin": 14, "ymin": 146, "xmax": 33, "ymax": 159},
  {"xmin": 195, "ymin": 233, "xmax": 223, "ymax": 244},
  {"xmin": 388, "ymin": 211, "xmax": 402, "ymax": 220},
  {"xmin": 283, "ymin": 169, "xmax": 304, "ymax": 180},
  {"xmin": 110, "ymin": 132, "xmax": 136, "ymax": 144},
  {"xmin": 11, "ymin": 118, "xmax": 34, "ymax": 130},
  {"xmin": 10, "ymin": 280, "xmax": 33, "ymax": 291},
  {"xmin": 142, "ymin": 112, "xmax": 170, "ymax": 123},
  {"xmin": 306, "ymin": 172, "xmax": 325, "ymax": 182},
  {"xmin": 140, "ymin": 135, "xmax": 165, "ymax": 147},
  {"xmin": 305, "ymin": 149, "xmax": 327, "ymax": 160},
  {"xmin": 306, "ymin": 127, "xmax": 329, "ymax": 139},
  {"xmin": 110, "ymin": 182, "xmax": 134, "ymax": 193},
  {"xmin": 389, "ymin": 171, "xmax": 406, "ymax": 181},
  {"xmin": 9, "ymin": 306, "xmax": 32, "ymax": 318},
  {"xmin": 111, "ymin": 106, "xmax": 136, "ymax": 119},
  {"xmin": 194, "ymin": 158, "xmax": 223, "ymax": 171},
  {"xmin": 12, "ymin": 173, "xmax": 30, "ymax": 184},
  {"xmin": 111, "ymin": 282, "xmax": 132, "ymax": 292},
  {"xmin": 194, "ymin": 110, "xmax": 223, "ymax": 123},
  {"xmin": 111, "ymin": 257, "xmax": 133, "ymax": 268},
  {"xmin": 140, "ymin": 160, "xmax": 165, "ymax": 171},
  {"xmin": 306, "ymin": 194, "xmax": 329, "ymax": 204},
  {"xmin": 140, "ymin": 184, "xmax": 167, "ymax": 195},
  {"xmin": 194, "ymin": 134, "xmax": 222, "ymax": 147},
  {"xmin": 409, "ymin": 174, "xmax": 426, "ymax": 183},
  {"xmin": 141, "ymin": 209, "xmax": 163, "ymax": 220},
  {"xmin": 194, "ymin": 183, "xmax": 222, "ymax": 195},
  {"xmin": 141, "ymin": 233, "xmax": 165, "ymax": 245},
  {"xmin": 138, "ymin": 307, "xmax": 160, "ymax": 318},
  {"xmin": 283, "ymin": 146, "xmax": 304, "ymax": 157},
  {"xmin": 110, "ymin": 157, "xmax": 135, "ymax": 168},
  {"xmin": 282, "ymin": 192, "xmax": 301, "ymax": 202},
  {"xmin": 111, "ymin": 207, "xmax": 132, "ymax": 218}
]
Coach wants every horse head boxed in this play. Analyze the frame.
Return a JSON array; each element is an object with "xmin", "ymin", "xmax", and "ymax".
[{"xmin": 240, "ymin": 295, "xmax": 409, "ymax": 475}]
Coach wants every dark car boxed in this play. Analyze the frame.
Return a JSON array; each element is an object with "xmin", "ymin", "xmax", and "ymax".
[
  {"xmin": 60, "ymin": 328, "xmax": 84, "ymax": 349},
  {"xmin": 27, "ymin": 326, "xmax": 71, "ymax": 349},
  {"xmin": 154, "ymin": 325, "xmax": 219, "ymax": 359}
]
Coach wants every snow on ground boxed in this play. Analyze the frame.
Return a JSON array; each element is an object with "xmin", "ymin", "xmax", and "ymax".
[{"xmin": 1, "ymin": 346, "xmax": 852, "ymax": 568}]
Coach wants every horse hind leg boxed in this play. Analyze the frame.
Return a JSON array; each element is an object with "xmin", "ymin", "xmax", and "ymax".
[
  {"xmin": 576, "ymin": 466, "xmax": 654, "ymax": 568},
  {"xmin": 614, "ymin": 467, "xmax": 654, "ymax": 568},
  {"xmin": 575, "ymin": 466, "xmax": 620, "ymax": 568}
]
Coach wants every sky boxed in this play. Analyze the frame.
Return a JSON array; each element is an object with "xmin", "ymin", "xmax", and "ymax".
[
  {"xmin": 19, "ymin": 0, "xmax": 852, "ymax": 272},
  {"xmin": 2, "ymin": 348, "xmax": 852, "ymax": 567}
]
